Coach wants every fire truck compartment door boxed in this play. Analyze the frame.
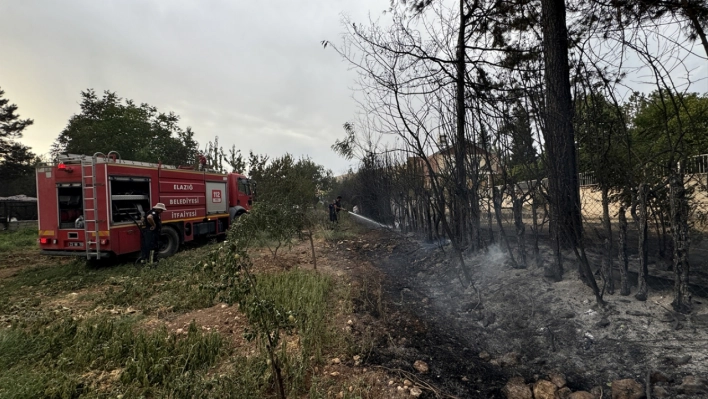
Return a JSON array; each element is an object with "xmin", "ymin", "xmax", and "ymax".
[
  {"xmin": 117, "ymin": 227, "xmax": 141, "ymax": 255},
  {"xmin": 206, "ymin": 182, "xmax": 227, "ymax": 214}
]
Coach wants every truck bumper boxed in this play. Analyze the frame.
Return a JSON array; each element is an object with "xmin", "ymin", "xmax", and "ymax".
[{"xmin": 40, "ymin": 250, "xmax": 113, "ymax": 259}]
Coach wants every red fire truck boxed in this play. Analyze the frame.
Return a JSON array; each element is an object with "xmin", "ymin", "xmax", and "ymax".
[{"xmin": 36, "ymin": 151, "xmax": 254, "ymax": 259}]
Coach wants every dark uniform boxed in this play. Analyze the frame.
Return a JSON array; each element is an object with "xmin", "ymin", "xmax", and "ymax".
[
  {"xmin": 329, "ymin": 202, "xmax": 337, "ymax": 222},
  {"xmin": 140, "ymin": 208, "xmax": 162, "ymax": 263},
  {"xmin": 329, "ymin": 196, "xmax": 342, "ymax": 223}
]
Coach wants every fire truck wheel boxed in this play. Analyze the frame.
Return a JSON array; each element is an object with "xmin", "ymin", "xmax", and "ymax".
[{"xmin": 159, "ymin": 227, "xmax": 180, "ymax": 258}]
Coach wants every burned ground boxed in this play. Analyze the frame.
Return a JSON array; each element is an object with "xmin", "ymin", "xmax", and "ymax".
[{"xmin": 338, "ymin": 226, "xmax": 708, "ymax": 398}]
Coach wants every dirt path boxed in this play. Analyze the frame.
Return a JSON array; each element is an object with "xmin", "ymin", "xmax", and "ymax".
[{"xmin": 342, "ymin": 227, "xmax": 708, "ymax": 398}]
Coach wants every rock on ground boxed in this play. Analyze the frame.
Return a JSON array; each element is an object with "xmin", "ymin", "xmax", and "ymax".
[
  {"xmin": 532, "ymin": 379, "xmax": 557, "ymax": 399},
  {"xmin": 502, "ymin": 377, "xmax": 532, "ymax": 399},
  {"xmin": 413, "ymin": 360, "xmax": 429, "ymax": 373},
  {"xmin": 611, "ymin": 379, "xmax": 645, "ymax": 399}
]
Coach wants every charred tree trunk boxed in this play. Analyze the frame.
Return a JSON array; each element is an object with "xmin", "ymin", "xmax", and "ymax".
[
  {"xmin": 454, "ymin": 0, "xmax": 469, "ymax": 249},
  {"xmin": 532, "ymin": 192, "xmax": 541, "ymax": 267},
  {"xmin": 545, "ymin": 189, "xmax": 564, "ymax": 281},
  {"xmin": 513, "ymin": 194, "xmax": 527, "ymax": 268},
  {"xmin": 434, "ymin": 207, "xmax": 441, "ymax": 239},
  {"xmin": 540, "ymin": 0, "xmax": 582, "ymax": 249},
  {"xmin": 493, "ymin": 187, "xmax": 519, "ymax": 268},
  {"xmin": 618, "ymin": 205, "xmax": 631, "ymax": 296},
  {"xmin": 601, "ymin": 186, "xmax": 614, "ymax": 295},
  {"xmin": 660, "ymin": 210, "xmax": 670, "ymax": 264},
  {"xmin": 657, "ymin": 210, "xmax": 665, "ymax": 259},
  {"xmin": 426, "ymin": 195, "xmax": 433, "ymax": 242},
  {"xmin": 469, "ymin": 184, "xmax": 481, "ymax": 251},
  {"xmin": 636, "ymin": 183, "xmax": 649, "ymax": 301},
  {"xmin": 670, "ymin": 174, "xmax": 692, "ymax": 313},
  {"xmin": 487, "ymin": 197, "xmax": 495, "ymax": 244}
]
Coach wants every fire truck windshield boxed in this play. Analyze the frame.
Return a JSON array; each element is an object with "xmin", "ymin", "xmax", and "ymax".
[{"xmin": 238, "ymin": 179, "xmax": 253, "ymax": 196}]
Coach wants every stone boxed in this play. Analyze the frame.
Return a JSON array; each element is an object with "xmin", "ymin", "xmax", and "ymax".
[
  {"xmin": 678, "ymin": 375, "xmax": 708, "ymax": 395},
  {"xmin": 499, "ymin": 352, "xmax": 519, "ymax": 367},
  {"xmin": 659, "ymin": 311, "xmax": 686, "ymax": 322},
  {"xmin": 331, "ymin": 358, "xmax": 341, "ymax": 364},
  {"xmin": 479, "ymin": 351, "xmax": 491, "ymax": 361},
  {"xmin": 626, "ymin": 310, "xmax": 652, "ymax": 317},
  {"xmin": 611, "ymin": 379, "xmax": 644, "ymax": 399},
  {"xmin": 409, "ymin": 386, "xmax": 423, "ymax": 397},
  {"xmin": 595, "ymin": 318, "xmax": 611, "ymax": 328},
  {"xmin": 330, "ymin": 372, "xmax": 340, "ymax": 377},
  {"xmin": 665, "ymin": 354, "xmax": 691, "ymax": 366},
  {"xmin": 652, "ymin": 386, "xmax": 670, "ymax": 398},
  {"xmin": 559, "ymin": 311, "xmax": 576, "ymax": 319},
  {"xmin": 650, "ymin": 371, "xmax": 670, "ymax": 384},
  {"xmin": 548, "ymin": 372, "xmax": 567, "ymax": 388},
  {"xmin": 556, "ymin": 387, "xmax": 572, "ymax": 399},
  {"xmin": 501, "ymin": 377, "xmax": 532, "ymax": 399},
  {"xmin": 403, "ymin": 379, "xmax": 413, "ymax": 387},
  {"xmin": 413, "ymin": 360, "xmax": 429, "ymax": 373},
  {"xmin": 533, "ymin": 379, "xmax": 557, "ymax": 399},
  {"xmin": 568, "ymin": 392, "xmax": 595, "ymax": 399}
]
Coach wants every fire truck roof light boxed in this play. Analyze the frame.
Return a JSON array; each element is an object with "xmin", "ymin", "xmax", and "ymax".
[{"xmin": 58, "ymin": 163, "xmax": 66, "ymax": 169}]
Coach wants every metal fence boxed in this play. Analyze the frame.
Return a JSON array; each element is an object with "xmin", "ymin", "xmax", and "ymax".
[{"xmin": 0, "ymin": 197, "xmax": 38, "ymax": 230}]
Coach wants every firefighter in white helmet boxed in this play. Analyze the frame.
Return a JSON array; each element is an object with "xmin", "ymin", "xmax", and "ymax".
[{"xmin": 139, "ymin": 203, "xmax": 166, "ymax": 264}]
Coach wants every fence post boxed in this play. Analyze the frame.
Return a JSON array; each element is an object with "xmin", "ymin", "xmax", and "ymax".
[{"xmin": 2, "ymin": 202, "xmax": 8, "ymax": 230}]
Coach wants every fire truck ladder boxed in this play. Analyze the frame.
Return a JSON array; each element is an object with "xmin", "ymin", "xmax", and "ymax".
[{"xmin": 80, "ymin": 151, "xmax": 120, "ymax": 259}]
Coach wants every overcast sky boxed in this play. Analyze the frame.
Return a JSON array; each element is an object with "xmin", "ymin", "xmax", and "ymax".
[
  {"xmin": 0, "ymin": 0, "xmax": 387, "ymax": 175},
  {"xmin": 1, "ymin": 1, "xmax": 706, "ymax": 176}
]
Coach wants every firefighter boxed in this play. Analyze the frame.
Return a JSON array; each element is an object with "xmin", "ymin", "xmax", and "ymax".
[
  {"xmin": 140, "ymin": 202, "xmax": 166, "ymax": 264},
  {"xmin": 335, "ymin": 196, "xmax": 342, "ymax": 215},
  {"xmin": 329, "ymin": 196, "xmax": 343, "ymax": 225}
]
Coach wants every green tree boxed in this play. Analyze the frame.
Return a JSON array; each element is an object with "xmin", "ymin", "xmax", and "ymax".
[
  {"xmin": 248, "ymin": 153, "xmax": 332, "ymax": 209},
  {"xmin": 246, "ymin": 153, "xmax": 333, "ymax": 268},
  {"xmin": 0, "ymin": 87, "xmax": 38, "ymax": 196},
  {"xmin": 52, "ymin": 90, "xmax": 198, "ymax": 166},
  {"xmin": 628, "ymin": 90, "xmax": 708, "ymax": 169},
  {"xmin": 201, "ymin": 136, "xmax": 247, "ymax": 173},
  {"xmin": 499, "ymin": 105, "xmax": 539, "ymax": 182}
]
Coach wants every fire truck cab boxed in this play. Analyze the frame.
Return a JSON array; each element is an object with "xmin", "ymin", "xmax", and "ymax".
[{"xmin": 36, "ymin": 152, "xmax": 253, "ymax": 259}]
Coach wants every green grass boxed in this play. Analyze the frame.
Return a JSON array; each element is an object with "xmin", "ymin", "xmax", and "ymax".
[
  {"xmin": 0, "ymin": 232, "xmax": 359, "ymax": 398},
  {"xmin": 0, "ymin": 246, "xmax": 221, "ymax": 317},
  {"xmin": 252, "ymin": 270, "xmax": 336, "ymax": 395},
  {"xmin": 315, "ymin": 212, "xmax": 364, "ymax": 243},
  {"xmin": 0, "ymin": 228, "xmax": 37, "ymax": 254},
  {"xmin": 0, "ymin": 317, "xmax": 225, "ymax": 398}
]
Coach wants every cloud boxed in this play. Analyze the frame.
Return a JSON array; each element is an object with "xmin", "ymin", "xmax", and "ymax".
[{"xmin": 0, "ymin": 0, "xmax": 383, "ymax": 174}]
